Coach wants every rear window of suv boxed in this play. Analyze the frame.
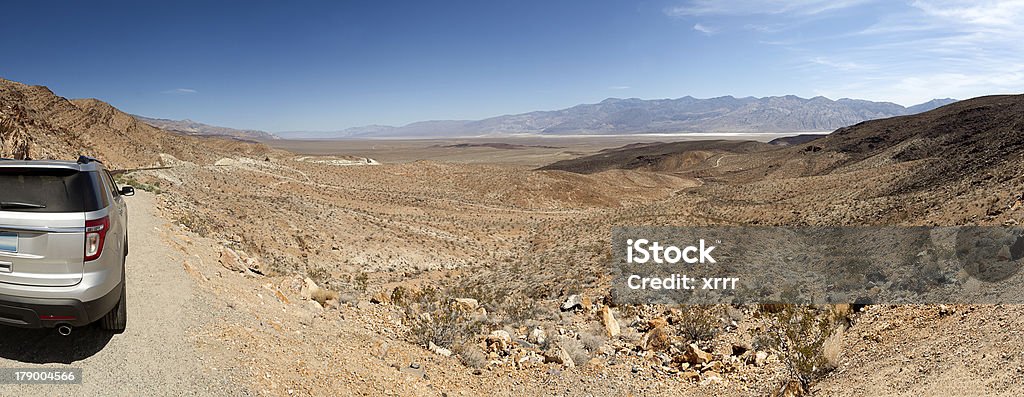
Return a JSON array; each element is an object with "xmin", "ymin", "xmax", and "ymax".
[{"xmin": 0, "ymin": 168, "xmax": 105, "ymax": 212}]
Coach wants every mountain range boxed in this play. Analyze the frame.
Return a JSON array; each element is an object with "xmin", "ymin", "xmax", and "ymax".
[
  {"xmin": 133, "ymin": 115, "xmax": 278, "ymax": 141},
  {"xmin": 279, "ymin": 95, "xmax": 958, "ymax": 139}
]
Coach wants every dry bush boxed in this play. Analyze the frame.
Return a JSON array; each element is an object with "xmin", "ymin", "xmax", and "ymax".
[
  {"xmin": 753, "ymin": 305, "xmax": 844, "ymax": 385},
  {"xmin": 555, "ymin": 336, "xmax": 591, "ymax": 366},
  {"xmin": 676, "ymin": 305, "xmax": 722, "ymax": 343},
  {"xmin": 311, "ymin": 288, "xmax": 339, "ymax": 306},
  {"xmin": 454, "ymin": 343, "xmax": 488, "ymax": 369},
  {"xmin": 402, "ymin": 287, "xmax": 481, "ymax": 348},
  {"xmin": 579, "ymin": 323, "xmax": 607, "ymax": 352}
]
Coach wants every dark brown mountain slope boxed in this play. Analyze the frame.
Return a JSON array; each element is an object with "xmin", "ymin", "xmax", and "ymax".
[{"xmin": 0, "ymin": 78, "xmax": 269, "ymax": 169}]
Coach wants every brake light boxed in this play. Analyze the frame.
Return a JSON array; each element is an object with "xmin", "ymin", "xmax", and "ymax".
[{"xmin": 84, "ymin": 216, "xmax": 109, "ymax": 261}]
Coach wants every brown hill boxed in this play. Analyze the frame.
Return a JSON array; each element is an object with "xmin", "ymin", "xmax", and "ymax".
[{"xmin": 0, "ymin": 78, "xmax": 269, "ymax": 169}]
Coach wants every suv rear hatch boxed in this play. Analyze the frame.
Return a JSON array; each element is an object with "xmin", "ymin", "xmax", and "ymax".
[{"xmin": 0, "ymin": 166, "xmax": 103, "ymax": 287}]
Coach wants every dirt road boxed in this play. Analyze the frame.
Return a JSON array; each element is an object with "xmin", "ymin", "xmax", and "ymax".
[{"xmin": 0, "ymin": 191, "xmax": 242, "ymax": 396}]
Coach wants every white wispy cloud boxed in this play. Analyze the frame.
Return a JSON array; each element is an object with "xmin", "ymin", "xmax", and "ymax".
[
  {"xmin": 809, "ymin": 57, "xmax": 873, "ymax": 71},
  {"xmin": 665, "ymin": 0, "xmax": 873, "ymax": 17},
  {"xmin": 161, "ymin": 88, "xmax": 198, "ymax": 95},
  {"xmin": 693, "ymin": 23, "xmax": 717, "ymax": 35},
  {"xmin": 608, "ymin": 85, "xmax": 631, "ymax": 90}
]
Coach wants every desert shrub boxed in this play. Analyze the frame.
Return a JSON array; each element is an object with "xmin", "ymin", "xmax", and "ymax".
[
  {"xmin": 755, "ymin": 305, "xmax": 844, "ymax": 386},
  {"xmin": 311, "ymin": 288, "xmax": 339, "ymax": 306},
  {"xmin": 403, "ymin": 287, "xmax": 481, "ymax": 348},
  {"xmin": 114, "ymin": 174, "xmax": 162, "ymax": 194},
  {"xmin": 177, "ymin": 213, "xmax": 213, "ymax": 236},
  {"xmin": 676, "ymin": 305, "xmax": 722, "ymax": 343},
  {"xmin": 555, "ymin": 336, "xmax": 591, "ymax": 366},
  {"xmin": 578, "ymin": 323, "xmax": 607, "ymax": 352},
  {"xmin": 454, "ymin": 343, "xmax": 488, "ymax": 368}
]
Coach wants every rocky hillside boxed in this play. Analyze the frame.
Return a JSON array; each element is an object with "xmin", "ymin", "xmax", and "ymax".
[
  {"xmin": 0, "ymin": 78, "xmax": 269, "ymax": 169},
  {"xmin": 133, "ymin": 115, "xmax": 277, "ymax": 141},
  {"xmin": 310, "ymin": 96, "xmax": 957, "ymax": 138}
]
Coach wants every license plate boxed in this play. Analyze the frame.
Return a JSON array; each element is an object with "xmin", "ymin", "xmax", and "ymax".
[{"xmin": 0, "ymin": 232, "xmax": 16, "ymax": 253}]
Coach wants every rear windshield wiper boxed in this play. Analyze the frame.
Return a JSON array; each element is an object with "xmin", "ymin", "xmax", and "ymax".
[{"xmin": 0, "ymin": 201, "xmax": 46, "ymax": 209}]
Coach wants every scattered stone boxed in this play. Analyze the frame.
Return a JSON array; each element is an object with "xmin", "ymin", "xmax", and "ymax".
[
  {"xmin": 601, "ymin": 307, "xmax": 621, "ymax": 337},
  {"xmin": 702, "ymin": 371, "xmax": 723, "ymax": 383},
  {"xmin": 682, "ymin": 343, "xmax": 713, "ymax": 365},
  {"xmin": 428, "ymin": 342, "xmax": 452, "ymax": 357},
  {"xmin": 486, "ymin": 330, "xmax": 513, "ymax": 352},
  {"xmin": 308, "ymin": 300, "xmax": 324, "ymax": 312},
  {"xmin": 218, "ymin": 247, "xmax": 244, "ymax": 272},
  {"xmin": 640, "ymin": 326, "xmax": 669, "ymax": 351},
  {"xmin": 453, "ymin": 298, "xmax": 479, "ymax": 310},
  {"xmin": 300, "ymin": 277, "xmax": 320, "ymax": 300},
  {"xmin": 556, "ymin": 344, "xmax": 576, "ymax": 368},
  {"xmin": 560, "ymin": 295, "xmax": 583, "ymax": 312},
  {"xmin": 680, "ymin": 370, "xmax": 700, "ymax": 381},
  {"xmin": 529, "ymin": 328, "xmax": 547, "ymax": 345},
  {"xmin": 755, "ymin": 351, "xmax": 769, "ymax": 367}
]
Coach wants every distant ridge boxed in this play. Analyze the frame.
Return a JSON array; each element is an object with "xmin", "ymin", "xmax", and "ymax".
[
  {"xmin": 281, "ymin": 96, "xmax": 958, "ymax": 139},
  {"xmin": 134, "ymin": 115, "xmax": 278, "ymax": 141}
]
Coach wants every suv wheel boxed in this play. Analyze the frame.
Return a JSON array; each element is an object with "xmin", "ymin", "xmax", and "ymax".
[{"xmin": 101, "ymin": 275, "xmax": 127, "ymax": 333}]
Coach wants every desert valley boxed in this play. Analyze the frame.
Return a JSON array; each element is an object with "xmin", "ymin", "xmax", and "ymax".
[{"xmin": 2, "ymin": 76, "xmax": 1024, "ymax": 396}]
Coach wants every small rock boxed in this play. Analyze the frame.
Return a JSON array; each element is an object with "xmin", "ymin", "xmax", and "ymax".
[
  {"xmin": 556, "ymin": 344, "xmax": 576, "ymax": 368},
  {"xmin": 218, "ymin": 247, "xmax": 244, "ymax": 273},
  {"xmin": 308, "ymin": 300, "xmax": 324, "ymax": 312},
  {"xmin": 428, "ymin": 342, "xmax": 452, "ymax": 357},
  {"xmin": 529, "ymin": 327, "xmax": 547, "ymax": 345},
  {"xmin": 702, "ymin": 371, "xmax": 723, "ymax": 383},
  {"xmin": 680, "ymin": 370, "xmax": 700, "ymax": 381},
  {"xmin": 755, "ymin": 351, "xmax": 769, "ymax": 367},
  {"xmin": 682, "ymin": 343, "xmax": 713, "ymax": 365},
  {"xmin": 453, "ymin": 298, "xmax": 479, "ymax": 310},
  {"xmin": 560, "ymin": 295, "xmax": 583, "ymax": 312},
  {"xmin": 300, "ymin": 277, "xmax": 320, "ymax": 300},
  {"xmin": 486, "ymin": 330, "xmax": 513, "ymax": 352},
  {"xmin": 600, "ymin": 307, "xmax": 621, "ymax": 337}
]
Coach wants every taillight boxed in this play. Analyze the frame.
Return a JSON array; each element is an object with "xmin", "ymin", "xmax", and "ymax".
[{"xmin": 84, "ymin": 216, "xmax": 109, "ymax": 261}]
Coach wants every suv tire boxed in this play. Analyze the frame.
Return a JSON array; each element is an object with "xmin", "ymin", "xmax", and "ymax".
[{"xmin": 101, "ymin": 271, "xmax": 127, "ymax": 333}]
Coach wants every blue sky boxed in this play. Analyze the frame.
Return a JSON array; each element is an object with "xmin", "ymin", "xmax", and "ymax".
[{"xmin": 1, "ymin": 0, "xmax": 1021, "ymax": 132}]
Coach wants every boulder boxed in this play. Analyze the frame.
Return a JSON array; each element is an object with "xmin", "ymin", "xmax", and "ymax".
[
  {"xmin": 218, "ymin": 247, "xmax": 243, "ymax": 272},
  {"xmin": 486, "ymin": 330, "xmax": 513, "ymax": 352},
  {"xmin": 300, "ymin": 277, "xmax": 320, "ymax": 300},
  {"xmin": 428, "ymin": 342, "xmax": 452, "ymax": 357},
  {"xmin": 600, "ymin": 307, "xmax": 621, "ymax": 337},
  {"xmin": 555, "ymin": 344, "xmax": 576, "ymax": 368},
  {"xmin": 560, "ymin": 295, "xmax": 582, "ymax": 312},
  {"xmin": 681, "ymin": 343, "xmax": 713, "ymax": 365}
]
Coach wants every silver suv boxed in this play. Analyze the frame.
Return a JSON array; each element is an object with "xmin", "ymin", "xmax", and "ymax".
[{"xmin": 0, "ymin": 156, "xmax": 133, "ymax": 334}]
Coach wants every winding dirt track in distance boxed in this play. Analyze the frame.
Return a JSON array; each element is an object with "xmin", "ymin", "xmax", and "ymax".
[{"xmin": 0, "ymin": 191, "xmax": 241, "ymax": 396}]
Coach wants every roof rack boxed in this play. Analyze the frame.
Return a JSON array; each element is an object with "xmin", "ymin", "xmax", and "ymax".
[{"xmin": 77, "ymin": 155, "xmax": 104, "ymax": 164}]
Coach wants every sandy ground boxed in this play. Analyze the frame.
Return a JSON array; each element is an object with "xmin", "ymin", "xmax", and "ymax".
[{"xmin": 0, "ymin": 191, "xmax": 242, "ymax": 396}]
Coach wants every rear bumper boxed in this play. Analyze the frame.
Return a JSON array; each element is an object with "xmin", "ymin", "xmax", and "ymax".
[{"xmin": 0, "ymin": 280, "xmax": 122, "ymax": 328}]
